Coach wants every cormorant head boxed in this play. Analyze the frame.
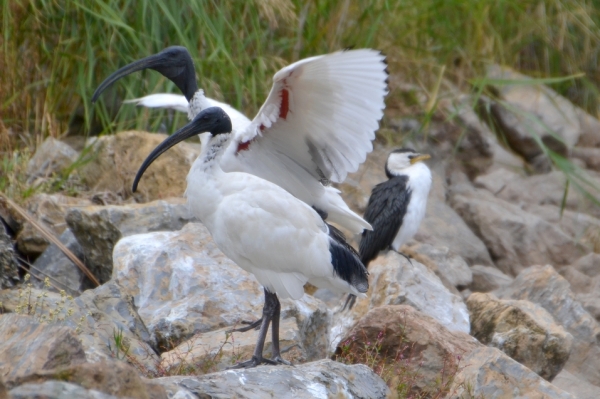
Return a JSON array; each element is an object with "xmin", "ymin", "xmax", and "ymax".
[{"xmin": 385, "ymin": 148, "xmax": 430, "ymax": 178}]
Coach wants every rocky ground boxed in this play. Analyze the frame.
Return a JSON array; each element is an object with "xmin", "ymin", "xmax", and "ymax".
[{"xmin": 1, "ymin": 66, "xmax": 600, "ymax": 398}]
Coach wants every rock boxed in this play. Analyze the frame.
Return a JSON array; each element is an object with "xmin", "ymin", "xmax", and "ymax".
[
  {"xmin": 404, "ymin": 242, "xmax": 473, "ymax": 289},
  {"xmin": 497, "ymin": 265, "xmax": 600, "ymax": 387},
  {"xmin": 558, "ymin": 262, "xmax": 600, "ymax": 322},
  {"xmin": 7, "ymin": 360, "xmax": 167, "ymax": 399},
  {"xmin": 450, "ymin": 184, "xmax": 587, "ymax": 276},
  {"xmin": 66, "ymin": 198, "xmax": 194, "ymax": 284},
  {"xmin": 437, "ymin": 88, "xmax": 526, "ymax": 176},
  {"xmin": 0, "ymin": 314, "xmax": 86, "ymax": 382},
  {"xmin": 368, "ymin": 253, "xmax": 470, "ymax": 333},
  {"xmin": 113, "ymin": 223, "xmax": 330, "ymax": 360},
  {"xmin": 572, "ymin": 146, "xmax": 600, "ymax": 171},
  {"xmin": 15, "ymin": 194, "xmax": 92, "ymax": 258},
  {"xmin": 331, "ymin": 251, "xmax": 470, "ymax": 350},
  {"xmin": 553, "ymin": 369, "xmax": 600, "ymax": 399},
  {"xmin": 572, "ymin": 252, "xmax": 600, "ymax": 277},
  {"xmin": 334, "ymin": 305, "xmax": 478, "ymax": 397},
  {"xmin": 527, "ymin": 204, "xmax": 600, "ymax": 254},
  {"xmin": 484, "ymin": 65, "xmax": 581, "ymax": 161},
  {"xmin": 467, "ymin": 292, "xmax": 573, "ymax": 381},
  {"xmin": 9, "ymin": 381, "xmax": 120, "ymax": 399},
  {"xmin": 153, "ymin": 359, "xmax": 390, "ymax": 399},
  {"xmin": 576, "ymin": 109, "xmax": 600, "ymax": 148},
  {"xmin": 0, "ymin": 378, "xmax": 8, "ymax": 399},
  {"xmin": 414, "ymin": 196, "xmax": 494, "ymax": 266},
  {"xmin": 450, "ymin": 346, "xmax": 575, "ymax": 399},
  {"xmin": 0, "ymin": 223, "xmax": 20, "ymax": 289},
  {"xmin": 72, "ymin": 281, "xmax": 159, "ymax": 368},
  {"xmin": 0, "ymin": 282, "xmax": 159, "ymax": 371},
  {"xmin": 30, "ymin": 229, "xmax": 90, "ymax": 294},
  {"xmin": 160, "ymin": 292, "xmax": 330, "ymax": 371},
  {"xmin": 78, "ymin": 131, "xmax": 199, "ymax": 201},
  {"xmin": 475, "ymin": 168, "xmax": 600, "ymax": 219},
  {"xmin": 26, "ymin": 137, "xmax": 79, "ymax": 183},
  {"xmin": 469, "ymin": 264, "xmax": 513, "ymax": 292},
  {"xmin": 160, "ymin": 318, "xmax": 304, "ymax": 372},
  {"xmin": 112, "ymin": 222, "xmax": 264, "ymax": 350}
]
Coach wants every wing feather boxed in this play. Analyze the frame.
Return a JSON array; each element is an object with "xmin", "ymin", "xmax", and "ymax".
[{"xmin": 228, "ymin": 49, "xmax": 388, "ymax": 184}]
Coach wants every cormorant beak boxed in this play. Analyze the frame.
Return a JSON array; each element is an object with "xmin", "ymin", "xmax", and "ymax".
[
  {"xmin": 410, "ymin": 154, "xmax": 431, "ymax": 165},
  {"xmin": 132, "ymin": 107, "xmax": 231, "ymax": 193},
  {"xmin": 92, "ymin": 46, "xmax": 198, "ymax": 103}
]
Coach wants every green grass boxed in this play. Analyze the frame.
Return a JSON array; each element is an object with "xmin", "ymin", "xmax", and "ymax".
[
  {"xmin": 2, "ymin": 0, "xmax": 599, "ymax": 142},
  {"xmin": 1, "ymin": 0, "xmax": 600, "ymax": 203}
]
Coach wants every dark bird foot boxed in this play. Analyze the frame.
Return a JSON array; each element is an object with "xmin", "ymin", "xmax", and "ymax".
[
  {"xmin": 227, "ymin": 355, "xmax": 290, "ymax": 369},
  {"xmin": 271, "ymin": 355, "xmax": 293, "ymax": 366},
  {"xmin": 342, "ymin": 294, "xmax": 357, "ymax": 311},
  {"xmin": 227, "ymin": 318, "xmax": 262, "ymax": 333}
]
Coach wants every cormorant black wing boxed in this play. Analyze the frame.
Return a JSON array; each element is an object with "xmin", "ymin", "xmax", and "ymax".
[{"xmin": 359, "ymin": 175, "xmax": 411, "ymax": 266}]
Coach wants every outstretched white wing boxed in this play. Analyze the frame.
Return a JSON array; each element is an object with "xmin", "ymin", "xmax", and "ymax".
[
  {"xmin": 224, "ymin": 49, "xmax": 388, "ymax": 185},
  {"xmin": 124, "ymin": 93, "xmax": 190, "ymax": 113},
  {"xmin": 124, "ymin": 93, "xmax": 252, "ymax": 132}
]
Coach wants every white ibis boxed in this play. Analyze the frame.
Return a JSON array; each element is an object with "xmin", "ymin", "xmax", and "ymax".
[
  {"xmin": 131, "ymin": 107, "xmax": 369, "ymax": 368},
  {"xmin": 92, "ymin": 46, "xmax": 388, "ymax": 234},
  {"xmin": 345, "ymin": 148, "xmax": 432, "ymax": 309}
]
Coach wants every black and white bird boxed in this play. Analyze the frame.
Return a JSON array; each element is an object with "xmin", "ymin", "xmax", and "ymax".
[
  {"xmin": 345, "ymin": 148, "xmax": 432, "ymax": 309},
  {"xmin": 131, "ymin": 107, "xmax": 369, "ymax": 368},
  {"xmin": 92, "ymin": 46, "xmax": 388, "ymax": 234}
]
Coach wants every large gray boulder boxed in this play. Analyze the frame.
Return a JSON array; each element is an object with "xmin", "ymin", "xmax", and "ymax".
[
  {"xmin": 451, "ymin": 184, "xmax": 586, "ymax": 276},
  {"xmin": 451, "ymin": 347, "xmax": 575, "ymax": 399},
  {"xmin": 0, "ymin": 282, "xmax": 159, "ymax": 371},
  {"xmin": 154, "ymin": 359, "xmax": 390, "ymax": 399},
  {"xmin": 0, "ymin": 314, "xmax": 86, "ymax": 382},
  {"xmin": 467, "ymin": 292, "xmax": 573, "ymax": 381},
  {"xmin": 331, "ymin": 251, "xmax": 470, "ymax": 350},
  {"xmin": 66, "ymin": 198, "xmax": 194, "ymax": 284},
  {"xmin": 112, "ymin": 222, "xmax": 330, "ymax": 358},
  {"xmin": 26, "ymin": 137, "xmax": 79, "ymax": 184},
  {"xmin": 497, "ymin": 265, "xmax": 600, "ymax": 387},
  {"xmin": 30, "ymin": 228, "xmax": 89, "ymax": 294},
  {"xmin": 79, "ymin": 131, "xmax": 199, "ymax": 201},
  {"xmin": 483, "ymin": 65, "xmax": 581, "ymax": 161}
]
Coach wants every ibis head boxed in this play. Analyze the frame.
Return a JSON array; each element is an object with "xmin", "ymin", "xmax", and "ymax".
[
  {"xmin": 92, "ymin": 46, "xmax": 198, "ymax": 103},
  {"xmin": 385, "ymin": 148, "xmax": 430, "ymax": 178},
  {"xmin": 132, "ymin": 107, "xmax": 231, "ymax": 192}
]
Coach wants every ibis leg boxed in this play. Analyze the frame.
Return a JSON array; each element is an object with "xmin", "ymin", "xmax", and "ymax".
[
  {"xmin": 228, "ymin": 289, "xmax": 288, "ymax": 369},
  {"xmin": 269, "ymin": 294, "xmax": 292, "ymax": 365}
]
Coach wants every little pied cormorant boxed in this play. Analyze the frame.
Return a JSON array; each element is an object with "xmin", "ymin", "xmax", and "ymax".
[{"xmin": 345, "ymin": 148, "xmax": 432, "ymax": 309}]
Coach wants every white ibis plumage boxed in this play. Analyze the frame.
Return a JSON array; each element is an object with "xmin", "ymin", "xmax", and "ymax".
[
  {"xmin": 345, "ymin": 148, "xmax": 432, "ymax": 309},
  {"xmin": 130, "ymin": 107, "xmax": 369, "ymax": 367},
  {"xmin": 92, "ymin": 46, "xmax": 388, "ymax": 234}
]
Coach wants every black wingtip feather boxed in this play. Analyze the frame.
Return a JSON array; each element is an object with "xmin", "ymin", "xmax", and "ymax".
[{"xmin": 328, "ymin": 224, "xmax": 368, "ymax": 294}]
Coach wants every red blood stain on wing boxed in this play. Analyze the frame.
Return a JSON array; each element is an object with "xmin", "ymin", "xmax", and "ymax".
[
  {"xmin": 279, "ymin": 88, "xmax": 289, "ymax": 120},
  {"xmin": 237, "ymin": 141, "xmax": 251, "ymax": 153}
]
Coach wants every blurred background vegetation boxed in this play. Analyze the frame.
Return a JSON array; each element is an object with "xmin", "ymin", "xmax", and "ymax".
[{"xmin": 1, "ymin": 0, "xmax": 599, "ymax": 196}]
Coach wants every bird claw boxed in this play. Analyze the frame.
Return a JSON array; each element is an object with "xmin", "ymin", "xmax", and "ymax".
[
  {"xmin": 227, "ymin": 355, "xmax": 286, "ymax": 369},
  {"xmin": 226, "ymin": 318, "xmax": 263, "ymax": 334},
  {"xmin": 272, "ymin": 355, "xmax": 293, "ymax": 366}
]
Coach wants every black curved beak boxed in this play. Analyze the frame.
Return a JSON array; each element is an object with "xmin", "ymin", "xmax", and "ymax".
[
  {"xmin": 92, "ymin": 46, "xmax": 198, "ymax": 103},
  {"xmin": 132, "ymin": 107, "xmax": 231, "ymax": 192}
]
